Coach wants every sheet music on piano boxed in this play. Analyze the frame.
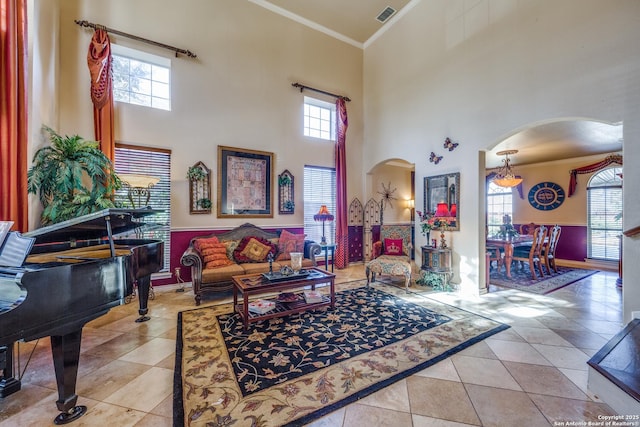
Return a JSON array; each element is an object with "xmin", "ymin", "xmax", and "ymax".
[
  {"xmin": 0, "ymin": 231, "xmax": 36, "ymax": 268},
  {"xmin": 0, "ymin": 221, "xmax": 12, "ymax": 247}
]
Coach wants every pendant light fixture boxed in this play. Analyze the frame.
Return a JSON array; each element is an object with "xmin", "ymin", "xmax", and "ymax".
[{"xmin": 493, "ymin": 150, "xmax": 523, "ymax": 188}]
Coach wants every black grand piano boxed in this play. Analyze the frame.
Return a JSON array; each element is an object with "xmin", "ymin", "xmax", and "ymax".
[{"xmin": 0, "ymin": 208, "xmax": 164, "ymax": 424}]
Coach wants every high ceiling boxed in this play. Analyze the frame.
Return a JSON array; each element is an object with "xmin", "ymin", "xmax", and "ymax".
[
  {"xmin": 258, "ymin": 0, "xmax": 412, "ymax": 46},
  {"xmin": 254, "ymin": 1, "xmax": 624, "ymax": 168}
]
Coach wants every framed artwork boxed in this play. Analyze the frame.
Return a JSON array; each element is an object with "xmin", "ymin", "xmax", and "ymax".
[
  {"xmin": 217, "ymin": 146, "xmax": 274, "ymax": 218},
  {"xmin": 424, "ymin": 172, "xmax": 460, "ymax": 231}
]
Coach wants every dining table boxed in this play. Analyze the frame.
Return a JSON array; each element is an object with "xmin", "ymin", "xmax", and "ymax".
[{"xmin": 486, "ymin": 235, "xmax": 534, "ymax": 279}]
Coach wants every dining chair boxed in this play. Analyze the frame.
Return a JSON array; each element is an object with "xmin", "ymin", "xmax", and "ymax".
[
  {"xmin": 486, "ymin": 246, "xmax": 503, "ymax": 271},
  {"xmin": 519, "ymin": 222, "xmax": 537, "ymax": 236},
  {"xmin": 542, "ymin": 224, "xmax": 562, "ymax": 274},
  {"xmin": 512, "ymin": 225, "xmax": 548, "ymax": 279}
]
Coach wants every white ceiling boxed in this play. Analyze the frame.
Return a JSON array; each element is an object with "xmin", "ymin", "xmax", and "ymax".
[
  {"xmin": 257, "ymin": 0, "xmax": 413, "ymax": 46},
  {"xmin": 253, "ymin": 1, "xmax": 624, "ymax": 168},
  {"xmin": 486, "ymin": 120, "xmax": 623, "ymax": 169}
]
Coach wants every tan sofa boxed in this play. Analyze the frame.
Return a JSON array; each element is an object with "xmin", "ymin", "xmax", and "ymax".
[{"xmin": 180, "ymin": 223, "xmax": 321, "ymax": 305}]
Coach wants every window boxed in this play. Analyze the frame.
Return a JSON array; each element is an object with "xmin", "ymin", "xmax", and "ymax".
[
  {"xmin": 111, "ymin": 44, "xmax": 171, "ymax": 111},
  {"xmin": 303, "ymin": 96, "xmax": 335, "ymax": 141},
  {"xmin": 304, "ymin": 166, "xmax": 336, "ymax": 244},
  {"xmin": 587, "ymin": 167, "xmax": 622, "ymax": 260},
  {"xmin": 486, "ymin": 182, "xmax": 513, "ymax": 236},
  {"xmin": 114, "ymin": 144, "xmax": 171, "ymax": 272}
]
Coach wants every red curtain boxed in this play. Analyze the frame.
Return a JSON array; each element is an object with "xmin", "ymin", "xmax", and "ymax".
[
  {"xmin": 568, "ymin": 154, "xmax": 622, "ymax": 197},
  {"xmin": 0, "ymin": 0, "xmax": 29, "ymax": 232},
  {"xmin": 87, "ymin": 29, "xmax": 115, "ymax": 162},
  {"xmin": 334, "ymin": 98, "xmax": 349, "ymax": 269}
]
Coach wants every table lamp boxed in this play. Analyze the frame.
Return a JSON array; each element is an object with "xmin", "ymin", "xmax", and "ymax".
[
  {"xmin": 435, "ymin": 202, "xmax": 450, "ymax": 248},
  {"xmin": 313, "ymin": 205, "xmax": 334, "ymax": 245}
]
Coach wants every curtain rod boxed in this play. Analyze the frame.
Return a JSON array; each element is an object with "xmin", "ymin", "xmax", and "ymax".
[
  {"xmin": 74, "ymin": 20, "xmax": 197, "ymax": 58},
  {"xmin": 291, "ymin": 82, "xmax": 351, "ymax": 102}
]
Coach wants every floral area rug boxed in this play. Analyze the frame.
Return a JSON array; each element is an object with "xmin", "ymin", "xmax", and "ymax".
[
  {"xmin": 489, "ymin": 266, "xmax": 598, "ymax": 294},
  {"xmin": 174, "ymin": 282, "xmax": 508, "ymax": 427}
]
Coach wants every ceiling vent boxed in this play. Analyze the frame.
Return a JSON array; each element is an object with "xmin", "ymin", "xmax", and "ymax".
[{"xmin": 376, "ymin": 6, "xmax": 397, "ymax": 23}]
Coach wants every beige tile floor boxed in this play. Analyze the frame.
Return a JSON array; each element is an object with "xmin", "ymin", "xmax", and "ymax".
[{"xmin": 0, "ymin": 266, "xmax": 624, "ymax": 426}]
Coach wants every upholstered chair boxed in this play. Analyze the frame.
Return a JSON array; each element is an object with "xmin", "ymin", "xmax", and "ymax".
[{"xmin": 366, "ymin": 225, "xmax": 413, "ymax": 291}]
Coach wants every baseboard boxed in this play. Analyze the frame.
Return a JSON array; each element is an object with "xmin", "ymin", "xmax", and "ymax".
[{"xmin": 556, "ymin": 259, "xmax": 617, "ymax": 272}]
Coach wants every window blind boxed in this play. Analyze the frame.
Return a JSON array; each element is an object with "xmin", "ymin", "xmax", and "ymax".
[
  {"xmin": 114, "ymin": 144, "xmax": 171, "ymax": 271},
  {"xmin": 587, "ymin": 167, "xmax": 622, "ymax": 260},
  {"xmin": 303, "ymin": 166, "xmax": 336, "ymax": 244}
]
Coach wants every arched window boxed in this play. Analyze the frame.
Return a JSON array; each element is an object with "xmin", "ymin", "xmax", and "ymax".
[
  {"xmin": 487, "ymin": 181, "xmax": 513, "ymax": 237},
  {"xmin": 587, "ymin": 167, "xmax": 622, "ymax": 260}
]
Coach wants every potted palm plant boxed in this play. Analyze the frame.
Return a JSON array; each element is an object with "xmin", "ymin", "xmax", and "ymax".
[{"xmin": 27, "ymin": 126, "xmax": 121, "ymax": 225}]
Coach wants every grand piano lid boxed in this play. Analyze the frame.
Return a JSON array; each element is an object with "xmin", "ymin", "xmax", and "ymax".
[{"xmin": 23, "ymin": 208, "xmax": 163, "ymax": 244}]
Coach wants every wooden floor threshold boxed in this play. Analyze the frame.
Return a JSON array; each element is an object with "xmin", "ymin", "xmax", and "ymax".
[{"xmin": 587, "ymin": 318, "xmax": 640, "ymax": 402}]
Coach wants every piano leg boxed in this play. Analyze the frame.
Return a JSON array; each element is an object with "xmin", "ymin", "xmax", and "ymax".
[
  {"xmin": 0, "ymin": 344, "xmax": 22, "ymax": 397},
  {"xmin": 51, "ymin": 331, "xmax": 87, "ymax": 425},
  {"xmin": 135, "ymin": 275, "xmax": 151, "ymax": 323}
]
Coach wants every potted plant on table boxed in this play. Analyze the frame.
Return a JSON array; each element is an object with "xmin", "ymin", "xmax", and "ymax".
[{"xmin": 27, "ymin": 126, "xmax": 121, "ymax": 225}]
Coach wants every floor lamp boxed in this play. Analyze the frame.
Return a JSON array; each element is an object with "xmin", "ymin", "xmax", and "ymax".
[{"xmin": 313, "ymin": 205, "xmax": 334, "ymax": 245}]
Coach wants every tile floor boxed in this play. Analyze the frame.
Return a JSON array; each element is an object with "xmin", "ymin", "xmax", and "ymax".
[{"xmin": 0, "ymin": 266, "xmax": 625, "ymax": 426}]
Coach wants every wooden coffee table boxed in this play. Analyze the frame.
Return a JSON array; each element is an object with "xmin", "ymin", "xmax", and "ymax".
[{"xmin": 232, "ymin": 267, "xmax": 336, "ymax": 330}]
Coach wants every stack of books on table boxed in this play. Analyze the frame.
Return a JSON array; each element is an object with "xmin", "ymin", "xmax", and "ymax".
[
  {"xmin": 303, "ymin": 290, "xmax": 323, "ymax": 304},
  {"xmin": 248, "ymin": 299, "xmax": 276, "ymax": 314}
]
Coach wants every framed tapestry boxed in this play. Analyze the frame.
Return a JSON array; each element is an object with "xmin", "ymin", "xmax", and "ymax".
[{"xmin": 217, "ymin": 146, "xmax": 274, "ymax": 218}]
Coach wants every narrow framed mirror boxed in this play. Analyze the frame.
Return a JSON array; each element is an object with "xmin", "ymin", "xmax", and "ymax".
[{"xmin": 423, "ymin": 172, "xmax": 460, "ymax": 230}]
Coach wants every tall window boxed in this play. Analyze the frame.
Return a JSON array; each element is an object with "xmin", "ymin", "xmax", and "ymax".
[
  {"xmin": 114, "ymin": 144, "xmax": 171, "ymax": 272},
  {"xmin": 587, "ymin": 167, "xmax": 622, "ymax": 260},
  {"xmin": 112, "ymin": 44, "xmax": 171, "ymax": 111},
  {"xmin": 303, "ymin": 96, "xmax": 336, "ymax": 141},
  {"xmin": 304, "ymin": 166, "xmax": 336, "ymax": 244},
  {"xmin": 487, "ymin": 182, "xmax": 513, "ymax": 236}
]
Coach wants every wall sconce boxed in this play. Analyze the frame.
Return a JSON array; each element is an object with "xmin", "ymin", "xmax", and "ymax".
[
  {"xmin": 119, "ymin": 174, "xmax": 160, "ymax": 209},
  {"xmin": 407, "ymin": 199, "xmax": 415, "ymax": 221}
]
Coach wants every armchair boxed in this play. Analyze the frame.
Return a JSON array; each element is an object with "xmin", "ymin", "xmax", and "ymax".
[{"xmin": 366, "ymin": 225, "xmax": 413, "ymax": 292}]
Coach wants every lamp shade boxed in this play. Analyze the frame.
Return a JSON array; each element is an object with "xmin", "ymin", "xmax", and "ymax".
[
  {"xmin": 449, "ymin": 203, "xmax": 457, "ymax": 218},
  {"xmin": 493, "ymin": 150, "xmax": 523, "ymax": 188},
  {"xmin": 313, "ymin": 205, "xmax": 334, "ymax": 221},
  {"xmin": 119, "ymin": 174, "xmax": 160, "ymax": 188},
  {"xmin": 435, "ymin": 202, "xmax": 450, "ymax": 218}
]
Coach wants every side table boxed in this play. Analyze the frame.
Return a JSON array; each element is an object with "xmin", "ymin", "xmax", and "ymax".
[
  {"xmin": 421, "ymin": 245, "xmax": 452, "ymax": 288},
  {"xmin": 319, "ymin": 244, "xmax": 336, "ymax": 272}
]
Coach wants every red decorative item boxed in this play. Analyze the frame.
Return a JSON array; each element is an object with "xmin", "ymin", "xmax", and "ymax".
[
  {"xmin": 435, "ymin": 202, "xmax": 450, "ymax": 218},
  {"xmin": 449, "ymin": 203, "xmax": 457, "ymax": 218},
  {"xmin": 383, "ymin": 238, "xmax": 403, "ymax": 256}
]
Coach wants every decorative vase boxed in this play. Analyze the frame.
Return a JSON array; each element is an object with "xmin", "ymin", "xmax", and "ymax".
[{"xmin": 290, "ymin": 252, "xmax": 303, "ymax": 274}]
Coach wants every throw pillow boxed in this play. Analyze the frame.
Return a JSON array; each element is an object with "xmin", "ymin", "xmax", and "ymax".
[
  {"xmin": 222, "ymin": 239, "xmax": 240, "ymax": 260},
  {"xmin": 193, "ymin": 236, "xmax": 219, "ymax": 253},
  {"xmin": 276, "ymin": 229, "xmax": 306, "ymax": 261},
  {"xmin": 199, "ymin": 242, "xmax": 234, "ymax": 269},
  {"xmin": 234, "ymin": 236, "xmax": 277, "ymax": 263},
  {"xmin": 384, "ymin": 238, "xmax": 404, "ymax": 256}
]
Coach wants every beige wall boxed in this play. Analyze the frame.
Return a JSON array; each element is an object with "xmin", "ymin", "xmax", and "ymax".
[
  {"xmin": 32, "ymin": 0, "xmax": 364, "ymax": 230},
  {"xmin": 508, "ymin": 153, "xmax": 622, "ymax": 226},
  {"xmin": 368, "ymin": 162, "xmax": 414, "ymax": 225},
  {"xmin": 364, "ymin": 0, "xmax": 640, "ymax": 322}
]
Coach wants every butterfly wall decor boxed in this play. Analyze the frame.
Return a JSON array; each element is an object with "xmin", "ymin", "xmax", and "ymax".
[
  {"xmin": 429, "ymin": 152, "xmax": 443, "ymax": 164},
  {"xmin": 444, "ymin": 137, "xmax": 459, "ymax": 151}
]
